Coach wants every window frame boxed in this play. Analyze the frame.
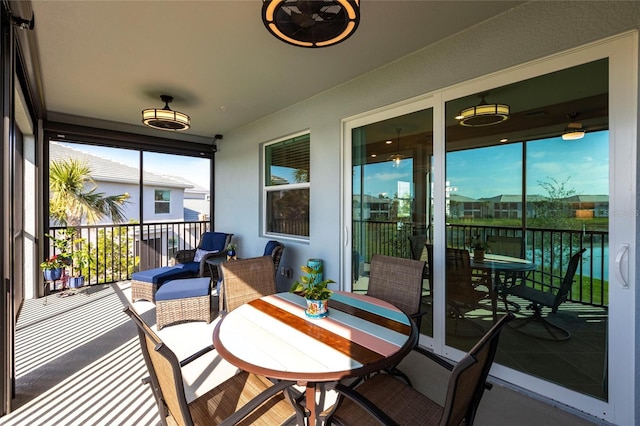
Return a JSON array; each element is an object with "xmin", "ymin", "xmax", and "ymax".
[
  {"xmin": 154, "ymin": 189, "xmax": 171, "ymax": 215},
  {"xmin": 262, "ymin": 131, "xmax": 311, "ymax": 241}
]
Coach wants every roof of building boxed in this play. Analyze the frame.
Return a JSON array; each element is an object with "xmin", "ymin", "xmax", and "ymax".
[
  {"xmin": 564, "ymin": 195, "xmax": 609, "ymax": 203},
  {"xmin": 50, "ymin": 142, "xmax": 193, "ymax": 189}
]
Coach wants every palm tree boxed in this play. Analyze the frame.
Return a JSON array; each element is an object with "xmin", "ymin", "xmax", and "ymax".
[{"xmin": 49, "ymin": 158, "xmax": 130, "ymax": 226}]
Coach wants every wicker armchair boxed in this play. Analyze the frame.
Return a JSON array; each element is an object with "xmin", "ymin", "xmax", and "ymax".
[
  {"xmin": 123, "ymin": 306, "xmax": 303, "ymax": 426},
  {"xmin": 325, "ymin": 313, "xmax": 514, "ymax": 426},
  {"xmin": 263, "ymin": 240, "xmax": 285, "ymax": 275},
  {"xmin": 174, "ymin": 232, "xmax": 233, "ymax": 277}
]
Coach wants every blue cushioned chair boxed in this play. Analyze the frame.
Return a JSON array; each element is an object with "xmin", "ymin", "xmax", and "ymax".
[
  {"xmin": 263, "ymin": 240, "xmax": 285, "ymax": 275},
  {"xmin": 174, "ymin": 232, "xmax": 233, "ymax": 278}
]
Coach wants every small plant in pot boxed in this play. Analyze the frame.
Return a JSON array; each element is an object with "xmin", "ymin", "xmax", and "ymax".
[
  {"xmin": 40, "ymin": 255, "xmax": 66, "ymax": 282},
  {"xmin": 69, "ymin": 249, "xmax": 89, "ymax": 288},
  {"xmin": 471, "ymin": 235, "xmax": 490, "ymax": 260},
  {"xmin": 226, "ymin": 243, "xmax": 237, "ymax": 260},
  {"xmin": 290, "ymin": 265, "xmax": 335, "ymax": 319},
  {"xmin": 40, "ymin": 233, "xmax": 72, "ymax": 284}
]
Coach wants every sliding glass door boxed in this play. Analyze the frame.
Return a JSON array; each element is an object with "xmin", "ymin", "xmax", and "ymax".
[
  {"xmin": 343, "ymin": 34, "xmax": 637, "ymax": 423},
  {"xmin": 351, "ymin": 107, "xmax": 434, "ymax": 337},
  {"xmin": 443, "ymin": 59, "xmax": 609, "ymax": 400}
]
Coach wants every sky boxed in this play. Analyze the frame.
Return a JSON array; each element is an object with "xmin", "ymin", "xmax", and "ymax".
[
  {"xmin": 60, "ymin": 129, "xmax": 608, "ymax": 200},
  {"xmin": 57, "ymin": 142, "xmax": 211, "ymax": 190},
  {"xmin": 355, "ymin": 130, "xmax": 609, "ymax": 200}
]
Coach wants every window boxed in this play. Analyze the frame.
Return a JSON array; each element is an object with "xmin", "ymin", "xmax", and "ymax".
[
  {"xmin": 264, "ymin": 133, "xmax": 310, "ymax": 238},
  {"xmin": 154, "ymin": 190, "xmax": 170, "ymax": 214}
]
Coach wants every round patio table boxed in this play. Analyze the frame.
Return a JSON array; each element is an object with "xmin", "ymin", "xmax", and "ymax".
[{"xmin": 213, "ymin": 291, "xmax": 418, "ymax": 426}]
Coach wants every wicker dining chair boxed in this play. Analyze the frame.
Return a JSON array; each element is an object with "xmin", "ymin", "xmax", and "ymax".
[
  {"xmin": 325, "ymin": 313, "xmax": 514, "ymax": 426},
  {"xmin": 219, "ymin": 256, "xmax": 277, "ymax": 313},
  {"xmin": 123, "ymin": 306, "xmax": 302, "ymax": 426}
]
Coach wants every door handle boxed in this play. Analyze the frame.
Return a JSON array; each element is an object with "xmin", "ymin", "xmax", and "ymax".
[{"xmin": 614, "ymin": 243, "xmax": 629, "ymax": 288}]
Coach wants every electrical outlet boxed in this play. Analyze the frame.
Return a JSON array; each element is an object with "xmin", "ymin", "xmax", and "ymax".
[{"xmin": 285, "ymin": 268, "xmax": 293, "ymax": 278}]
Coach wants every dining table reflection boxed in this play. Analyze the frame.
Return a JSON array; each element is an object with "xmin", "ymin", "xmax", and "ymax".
[{"xmin": 470, "ymin": 253, "xmax": 537, "ymax": 321}]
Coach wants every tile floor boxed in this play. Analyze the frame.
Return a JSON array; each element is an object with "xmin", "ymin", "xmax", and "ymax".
[{"xmin": 3, "ymin": 280, "xmax": 607, "ymax": 425}]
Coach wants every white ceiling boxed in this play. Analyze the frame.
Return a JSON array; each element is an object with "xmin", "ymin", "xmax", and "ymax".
[{"xmin": 29, "ymin": 1, "xmax": 523, "ymax": 143}]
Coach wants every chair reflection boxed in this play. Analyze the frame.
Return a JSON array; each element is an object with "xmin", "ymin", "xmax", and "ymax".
[{"xmin": 446, "ymin": 248, "xmax": 489, "ymax": 336}]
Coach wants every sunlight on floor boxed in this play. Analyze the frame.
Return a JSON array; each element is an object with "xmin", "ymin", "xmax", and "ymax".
[{"xmin": 4, "ymin": 282, "xmax": 237, "ymax": 426}]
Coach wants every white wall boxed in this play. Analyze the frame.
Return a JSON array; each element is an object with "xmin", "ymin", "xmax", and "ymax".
[{"xmin": 215, "ymin": 1, "xmax": 640, "ymax": 292}]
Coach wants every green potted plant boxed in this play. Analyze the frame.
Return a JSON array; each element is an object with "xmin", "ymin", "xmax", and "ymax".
[
  {"xmin": 41, "ymin": 232, "xmax": 72, "ymax": 283},
  {"xmin": 226, "ymin": 243, "xmax": 237, "ymax": 260},
  {"xmin": 290, "ymin": 264, "xmax": 335, "ymax": 319},
  {"xmin": 40, "ymin": 255, "xmax": 66, "ymax": 282},
  {"xmin": 471, "ymin": 235, "xmax": 489, "ymax": 261},
  {"xmin": 69, "ymin": 249, "xmax": 89, "ymax": 288}
]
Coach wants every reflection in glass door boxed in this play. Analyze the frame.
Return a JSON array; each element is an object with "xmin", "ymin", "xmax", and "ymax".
[
  {"xmin": 351, "ymin": 108, "xmax": 434, "ymax": 336},
  {"xmin": 444, "ymin": 59, "xmax": 609, "ymax": 400}
]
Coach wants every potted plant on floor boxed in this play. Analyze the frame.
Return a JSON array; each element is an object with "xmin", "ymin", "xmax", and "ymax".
[
  {"xmin": 69, "ymin": 248, "xmax": 89, "ymax": 288},
  {"xmin": 290, "ymin": 264, "xmax": 335, "ymax": 319}
]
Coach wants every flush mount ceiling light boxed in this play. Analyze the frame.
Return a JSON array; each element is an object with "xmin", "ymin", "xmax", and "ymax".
[
  {"xmin": 455, "ymin": 93, "xmax": 510, "ymax": 127},
  {"xmin": 388, "ymin": 128, "xmax": 406, "ymax": 167},
  {"xmin": 562, "ymin": 113, "xmax": 585, "ymax": 140},
  {"xmin": 262, "ymin": 0, "xmax": 360, "ymax": 48},
  {"xmin": 142, "ymin": 95, "xmax": 190, "ymax": 131}
]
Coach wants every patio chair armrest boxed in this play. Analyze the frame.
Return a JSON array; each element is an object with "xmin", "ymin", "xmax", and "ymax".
[
  {"xmin": 409, "ymin": 307, "xmax": 429, "ymax": 325},
  {"xmin": 413, "ymin": 346, "xmax": 493, "ymax": 391},
  {"xmin": 179, "ymin": 344, "xmax": 215, "ymax": 367},
  {"xmin": 175, "ymin": 249, "xmax": 196, "ymax": 264},
  {"xmin": 414, "ymin": 345, "xmax": 455, "ymax": 372}
]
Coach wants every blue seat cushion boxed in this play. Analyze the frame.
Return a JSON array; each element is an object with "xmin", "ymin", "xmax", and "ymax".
[
  {"xmin": 131, "ymin": 266, "xmax": 192, "ymax": 284},
  {"xmin": 200, "ymin": 232, "xmax": 228, "ymax": 251},
  {"xmin": 177, "ymin": 261, "xmax": 200, "ymax": 274},
  {"xmin": 263, "ymin": 240, "xmax": 281, "ymax": 256},
  {"xmin": 155, "ymin": 277, "xmax": 211, "ymax": 301}
]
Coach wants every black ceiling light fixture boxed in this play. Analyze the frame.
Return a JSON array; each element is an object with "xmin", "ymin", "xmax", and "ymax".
[
  {"xmin": 455, "ymin": 92, "xmax": 510, "ymax": 127},
  {"xmin": 142, "ymin": 95, "xmax": 190, "ymax": 131},
  {"xmin": 262, "ymin": 0, "xmax": 360, "ymax": 48}
]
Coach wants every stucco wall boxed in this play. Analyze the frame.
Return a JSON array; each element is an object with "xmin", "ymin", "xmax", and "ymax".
[
  {"xmin": 214, "ymin": 3, "xmax": 639, "ymax": 423},
  {"xmin": 216, "ymin": 0, "xmax": 639, "ymax": 285}
]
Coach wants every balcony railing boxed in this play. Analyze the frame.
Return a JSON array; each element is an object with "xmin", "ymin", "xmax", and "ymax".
[
  {"xmin": 46, "ymin": 221, "xmax": 210, "ymax": 286},
  {"xmin": 46, "ymin": 219, "xmax": 608, "ymax": 308},
  {"xmin": 353, "ymin": 220, "xmax": 608, "ymax": 308}
]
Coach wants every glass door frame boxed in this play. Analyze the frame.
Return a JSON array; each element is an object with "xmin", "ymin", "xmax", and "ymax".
[{"xmin": 341, "ymin": 32, "xmax": 637, "ymax": 424}]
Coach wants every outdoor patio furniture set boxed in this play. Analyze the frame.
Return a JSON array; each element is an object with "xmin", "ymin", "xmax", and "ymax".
[
  {"xmin": 125, "ymin": 250, "xmax": 514, "ymax": 425},
  {"xmin": 130, "ymin": 231, "xmax": 285, "ymax": 330}
]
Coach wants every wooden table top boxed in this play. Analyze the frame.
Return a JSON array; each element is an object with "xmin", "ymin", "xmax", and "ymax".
[{"xmin": 213, "ymin": 291, "xmax": 418, "ymax": 383}]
